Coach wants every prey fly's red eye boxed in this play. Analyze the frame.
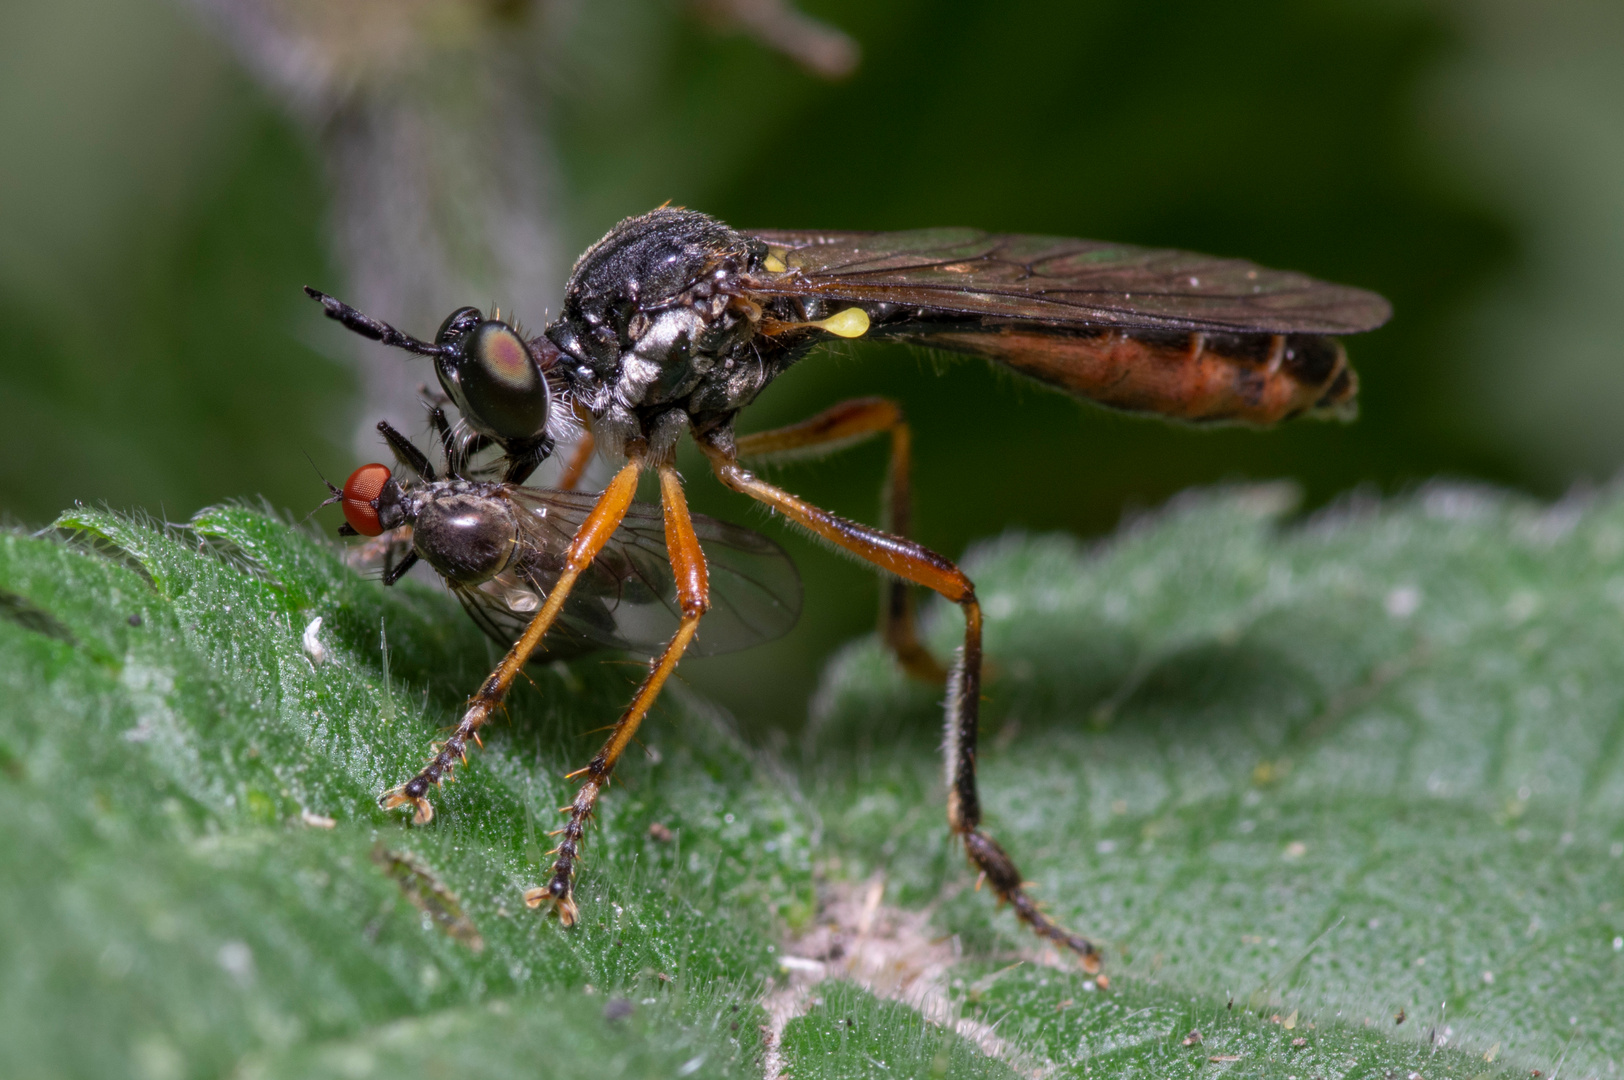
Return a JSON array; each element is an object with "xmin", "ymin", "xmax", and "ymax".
[{"xmin": 342, "ymin": 463, "xmax": 392, "ymax": 536}]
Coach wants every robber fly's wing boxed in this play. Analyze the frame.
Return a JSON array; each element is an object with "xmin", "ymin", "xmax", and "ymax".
[
  {"xmin": 746, "ymin": 228, "xmax": 1390, "ymax": 336},
  {"xmin": 462, "ymin": 487, "xmax": 800, "ymax": 660}
]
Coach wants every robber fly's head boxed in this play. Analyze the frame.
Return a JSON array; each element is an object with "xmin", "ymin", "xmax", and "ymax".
[
  {"xmin": 338, "ymin": 463, "xmax": 519, "ymax": 587},
  {"xmin": 430, "ymin": 306, "xmax": 560, "ymax": 446},
  {"xmin": 304, "ymin": 288, "xmax": 560, "ymax": 449}
]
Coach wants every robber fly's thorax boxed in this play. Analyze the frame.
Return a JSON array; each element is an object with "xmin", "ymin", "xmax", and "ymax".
[{"xmin": 545, "ymin": 209, "xmax": 811, "ymax": 459}]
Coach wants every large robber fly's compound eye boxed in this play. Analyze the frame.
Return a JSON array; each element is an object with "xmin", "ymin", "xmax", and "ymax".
[
  {"xmin": 434, "ymin": 319, "xmax": 552, "ymax": 443},
  {"xmin": 341, "ymin": 463, "xmax": 392, "ymax": 536},
  {"xmin": 412, "ymin": 493, "xmax": 519, "ymax": 585}
]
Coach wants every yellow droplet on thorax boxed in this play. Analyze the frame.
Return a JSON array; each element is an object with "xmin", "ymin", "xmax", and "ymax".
[{"xmin": 814, "ymin": 307, "xmax": 869, "ymax": 338}]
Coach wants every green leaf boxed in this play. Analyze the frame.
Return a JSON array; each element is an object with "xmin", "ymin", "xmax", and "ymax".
[
  {"xmin": 809, "ymin": 484, "xmax": 1624, "ymax": 1078},
  {"xmin": 3, "ymin": 487, "xmax": 1620, "ymax": 1078},
  {"xmin": 0, "ymin": 504, "xmax": 803, "ymax": 1079}
]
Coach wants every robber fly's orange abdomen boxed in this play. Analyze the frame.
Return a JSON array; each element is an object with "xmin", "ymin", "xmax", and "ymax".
[{"xmin": 913, "ymin": 325, "xmax": 1357, "ymax": 425}]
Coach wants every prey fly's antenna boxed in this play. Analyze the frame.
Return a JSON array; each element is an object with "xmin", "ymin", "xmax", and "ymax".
[
  {"xmin": 304, "ymin": 287, "xmax": 448, "ymax": 358},
  {"xmin": 302, "ymin": 451, "xmax": 346, "ymax": 524}
]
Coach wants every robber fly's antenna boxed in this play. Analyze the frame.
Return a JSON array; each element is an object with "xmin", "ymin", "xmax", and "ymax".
[{"xmin": 304, "ymin": 287, "xmax": 447, "ymax": 358}]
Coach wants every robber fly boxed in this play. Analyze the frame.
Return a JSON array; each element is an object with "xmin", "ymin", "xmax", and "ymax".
[{"xmin": 309, "ymin": 206, "xmax": 1390, "ymax": 967}]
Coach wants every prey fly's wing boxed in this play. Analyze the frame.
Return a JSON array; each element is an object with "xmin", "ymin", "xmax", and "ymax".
[
  {"xmin": 745, "ymin": 228, "xmax": 1391, "ymax": 336},
  {"xmin": 456, "ymin": 487, "xmax": 801, "ymax": 660}
]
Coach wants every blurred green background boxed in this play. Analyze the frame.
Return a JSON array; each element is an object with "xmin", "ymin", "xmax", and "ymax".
[{"xmin": 2, "ymin": 0, "xmax": 1621, "ymax": 732}]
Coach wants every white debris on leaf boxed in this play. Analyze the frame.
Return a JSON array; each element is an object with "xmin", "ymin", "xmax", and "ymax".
[
  {"xmin": 302, "ymin": 616, "xmax": 329, "ymax": 666},
  {"xmin": 761, "ymin": 876, "xmax": 1047, "ymax": 1080},
  {"xmin": 777, "ymin": 955, "xmax": 824, "ymax": 974}
]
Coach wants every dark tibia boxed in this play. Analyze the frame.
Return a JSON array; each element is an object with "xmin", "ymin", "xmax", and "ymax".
[
  {"xmin": 428, "ymin": 407, "xmax": 459, "ymax": 473},
  {"xmin": 946, "ymin": 601, "xmax": 1101, "ymax": 970},
  {"xmin": 382, "ymin": 549, "xmax": 419, "ymax": 586},
  {"xmin": 376, "ymin": 420, "xmax": 436, "ymax": 481}
]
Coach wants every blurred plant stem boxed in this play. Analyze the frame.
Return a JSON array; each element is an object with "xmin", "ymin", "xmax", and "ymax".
[
  {"xmin": 187, "ymin": 0, "xmax": 565, "ymax": 457},
  {"xmin": 694, "ymin": 0, "xmax": 859, "ymax": 79}
]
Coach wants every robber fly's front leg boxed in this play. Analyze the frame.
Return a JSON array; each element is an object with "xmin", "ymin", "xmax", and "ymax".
[
  {"xmin": 379, "ymin": 458, "xmax": 643, "ymax": 824},
  {"xmin": 700, "ymin": 430, "xmax": 1101, "ymax": 972},
  {"xmin": 523, "ymin": 462, "xmax": 709, "ymax": 923}
]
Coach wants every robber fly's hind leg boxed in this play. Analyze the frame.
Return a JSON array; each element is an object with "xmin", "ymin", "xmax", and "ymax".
[
  {"xmin": 701, "ymin": 432, "xmax": 1101, "ymax": 972},
  {"xmin": 524, "ymin": 462, "xmax": 708, "ymax": 924},
  {"xmin": 379, "ymin": 459, "xmax": 644, "ymax": 824},
  {"xmin": 735, "ymin": 397, "xmax": 947, "ymax": 682}
]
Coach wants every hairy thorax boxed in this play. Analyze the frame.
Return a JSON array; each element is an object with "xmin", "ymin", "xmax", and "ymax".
[{"xmin": 544, "ymin": 208, "xmax": 802, "ymax": 460}]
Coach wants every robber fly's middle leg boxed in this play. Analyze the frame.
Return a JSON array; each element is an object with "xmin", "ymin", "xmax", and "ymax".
[
  {"xmin": 735, "ymin": 397, "xmax": 947, "ymax": 682},
  {"xmin": 524, "ymin": 461, "xmax": 709, "ymax": 924},
  {"xmin": 379, "ymin": 458, "xmax": 644, "ymax": 824},
  {"xmin": 552, "ymin": 400, "xmax": 599, "ymax": 492},
  {"xmin": 555, "ymin": 430, "xmax": 596, "ymax": 492}
]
